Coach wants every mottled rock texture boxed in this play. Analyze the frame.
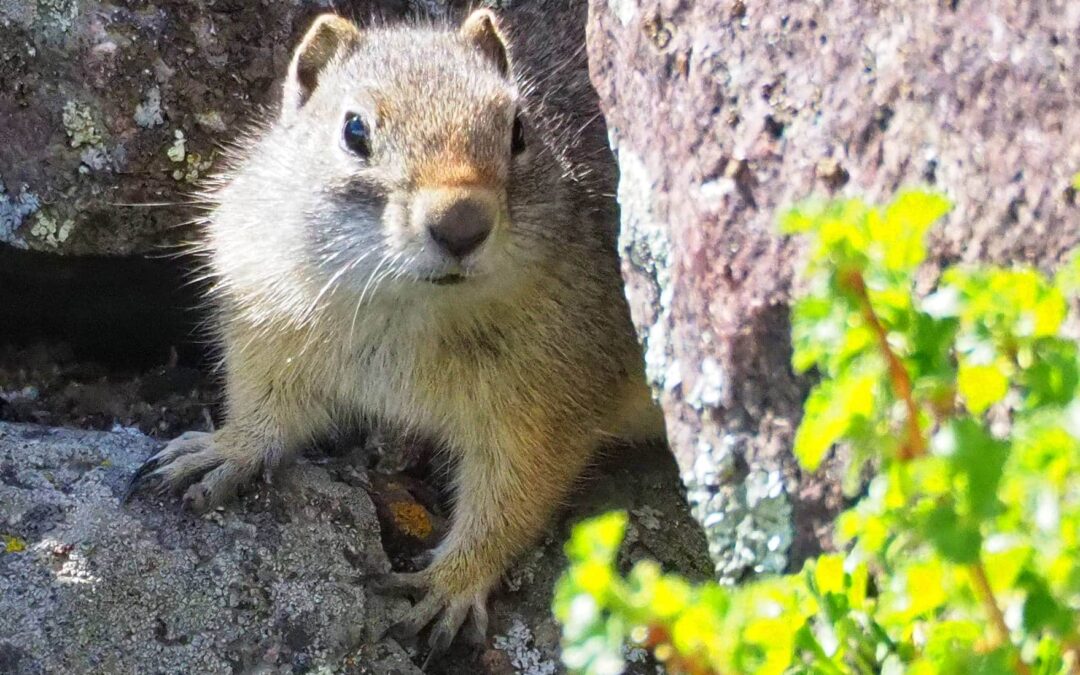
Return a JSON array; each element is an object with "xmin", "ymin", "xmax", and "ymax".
[
  {"xmin": 0, "ymin": 422, "xmax": 708, "ymax": 674},
  {"xmin": 0, "ymin": 0, "xmax": 411, "ymax": 254},
  {"xmin": 587, "ymin": 0, "xmax": 1080, "ymax": 581},
  {"xmin": 0, "ymin": 421, "xmax": 416, "ymax": 674}
]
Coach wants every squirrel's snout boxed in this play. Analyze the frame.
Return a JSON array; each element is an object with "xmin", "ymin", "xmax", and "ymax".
[
  {"xmin": 413, "ymin": 188, "xmax": 498, "ymax": 259},
  {"xmin": 427, "ymin": 199, "xmax": 491, "ymax": 258}
]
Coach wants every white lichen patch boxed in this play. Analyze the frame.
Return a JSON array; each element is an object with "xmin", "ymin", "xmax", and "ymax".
[
  {"xmin": 134, "ymin": 86, "xmax": 164, "ymax": 128},
  {"xmin": 166, "ymin": 129, "xmax": 213, "ymax": 182},
  {"xmin": 616, "ymin": 147, "xmax": 675, "ymax": 399},
  {"xmin": 30, "ymin": 210, "xmax": 76, "ymax": 247},
  {"xmin": 0, "ymin": 177, "xmax": 40, "ymax": 248},
  {"xmin": 34, "ymin": 539, "xmax": 100, "ymax": 585},
  {"xmin": 195, "ymin": 110, "xmax": 226, "ymax": 132},
  {"xmin": 61, "ymin": 101, "xmax": 112, "ymax": 172},
  {"xmin": 62, "ymin": 101, "xmax": 102, "ymax": 148},
  {"xmin": 166, "ymin": 129, "xmax": 186, "ymax": 162},
  {"xmin": 685, "ymin": 440, "xmax": 793, "ymax": 584},
  {"xmin": 503, "ymin": 544, "xmax": 546, "ymax": 593},
  {"xmin": 686, "ymin": 355, "xmax": 726, "ymax": 410},
  {"xmin": 631, "ymin": 505, "xmax": 664, "ymax": 531},
  {"xmin": 622, "ymin": 644, "xmax": 664, "ymax": 673},
  {"xmin": 493, "ymin": 618, "xmax": 557, "ymax": 675},
  {"xmin": 608, "ymin": 0, "xmax": 638, "ymax": 27},
  {"xmin": 174, "ymin": 153, "xmax": 213, "ymax": 183},
  {"xmin": 78, "ymin": 146, "xmax": 110, "ymax": 173},
  {"xmin": 35, "ymin": 0, "xmax": 79, "ymax": 32},
  {"xmin": 1, "ymin": 386, "xmax": 39, "ymax": 404}
]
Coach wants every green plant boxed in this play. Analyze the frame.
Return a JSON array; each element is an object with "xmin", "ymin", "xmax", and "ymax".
[{"xmin": 554, "ymin": 190, "xmax": 1080, "ymax": 675}]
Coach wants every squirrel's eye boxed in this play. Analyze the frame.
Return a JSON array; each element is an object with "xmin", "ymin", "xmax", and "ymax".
[
  {"xmin": 511, "ymin": 115, "xmax": 526, "ymax": 156},
  {"xmin": 342, "ymin": 113, "xmax": 371, "ymax": 158}
]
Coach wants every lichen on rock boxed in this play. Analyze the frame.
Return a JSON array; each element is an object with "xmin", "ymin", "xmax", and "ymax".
[
  {"xmin": 61, "ymin": 101, "xmax": 102, "ymax": 149},
  {"xmin": 0, "ymin": 422, "xmax": 403, "ymax": 673},
  {"xmin": 588, "ymin": 0, "xmax": 1080, "ymax": 584},
  {"xmin": 28, "ymin": 210, "xmax": 75, "ymax": 248},
  {"xmin": 133, "ymin": 86, "xmax": 164, "ymax": 129},
  {"xmin": 614, "ymin": 147, "xmax": 673, "ymax": 399},
  {"xmin": 0, "ymin": 178, "xmax": 40, "ymax": 248},
  {"xmin": 493, "ymin": 618, "xmax": 558, "ymax": 675}
]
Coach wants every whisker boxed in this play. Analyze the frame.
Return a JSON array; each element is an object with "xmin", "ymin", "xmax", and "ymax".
[
  {"xmin": 349, "ymin": 252, "xmax": 393, "ymax": 343},
  {"xmin": 302, "ymin": 250, "xmax": 370, "ymax": 321}
]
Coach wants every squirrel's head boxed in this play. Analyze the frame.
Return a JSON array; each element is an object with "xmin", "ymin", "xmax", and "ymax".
[{"xmin": 229, "ymin": 10, "xmax": 571, "ymax": 301}]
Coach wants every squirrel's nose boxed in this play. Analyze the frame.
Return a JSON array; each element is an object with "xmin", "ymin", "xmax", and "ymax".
[{"xmin": 424, "ymin": 197, "xmax": 494, "ymax": 259}]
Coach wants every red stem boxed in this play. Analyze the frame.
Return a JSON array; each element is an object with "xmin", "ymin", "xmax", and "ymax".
[{"xmin": 841, "ymin": 269, "xmax": 926, "ymax": 460}]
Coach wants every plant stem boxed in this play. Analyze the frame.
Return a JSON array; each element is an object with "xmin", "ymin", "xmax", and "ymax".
[
  {"xmin": 841, "ymin": 269, "xmax": 926, "ymax": 460},
  {"xmin": 969, "ymin": 560, "xmax": 1031, "ymax": 675},
  {"xmin": 641, "ymin": 624, "xmax": 716, "ymax": 675}
]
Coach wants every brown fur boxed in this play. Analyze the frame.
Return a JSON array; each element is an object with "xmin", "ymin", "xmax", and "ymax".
[{"xmin": 131, "ymin": 2, "xmax": 663, "ymax": 657}]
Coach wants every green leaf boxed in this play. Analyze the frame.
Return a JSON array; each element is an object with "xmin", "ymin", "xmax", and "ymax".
[
  {"xmin": 780, "ymin": 207, "xmax": 815, "ymax": 234},
  {"xmin": 1018, "ymin": 570, "xmax": 1077, "ymax": 636},
  {"xmin": 935, "ymin": 418, "xmax": 1009, "ymax": 518},
  {"xmin": 812, "ymin": 554, "xmax": 847, "ymax": 597},
  {"xmin": 794, "ymin": 370, "xmax": 877, "ymax": 471},
  {"xmin": 1021, "ymin": 340, "xmax": 1080, "ymax": 408},
  {"xmin": 1055, "ymin": 248, "xmax": 1080, "ymax": 296},
  {"xmin": 878, "ymin": 190, "xmax": 952, "ymax": 271},
  {"xmin": 920, "ymin": 503, "xmax": 982, "ymax": 563},
  {"xmin": 957, "ymin": 362, "xmax": 1009, "ymax": 415},
  {"xmin": 899, "ymin": 558, "xmax": 950, "ymax": 619},
  {"xmin": 561, "ymin": 196, "xmax": 1080, "ymax": 675},
  {"xmin": 1030, "ymin": 287, "xmax": 1068, "ymax": 337},
  {"xmin": 565, "ymin": 511, "xmax": 627, "ymax": 564}
]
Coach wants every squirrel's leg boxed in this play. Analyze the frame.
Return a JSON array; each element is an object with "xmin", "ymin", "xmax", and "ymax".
[
  {"xmin": 383, "ymin": 429, "xmax": 596, "ymax": 662},
  {"xmin": 125, "ymin": 345, "xmax": 330, "ymax": 512}
]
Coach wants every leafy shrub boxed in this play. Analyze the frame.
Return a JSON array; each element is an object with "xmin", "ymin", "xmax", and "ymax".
[{"xmin": 554, "ymin": 190, "xmax": 1080, "ymax": 675}]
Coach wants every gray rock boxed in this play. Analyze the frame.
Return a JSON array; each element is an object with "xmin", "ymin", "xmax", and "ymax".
[
  {"xmin": 0, "ymin": 0, "xmax": 409, "ymax": 255},
  {"xmin": 0, "ymin": 422, "xmax": 417, "ymax": 674},
  {"xmin": 0, "ymin": 422, "xmax": 709, "ymax": 674}
]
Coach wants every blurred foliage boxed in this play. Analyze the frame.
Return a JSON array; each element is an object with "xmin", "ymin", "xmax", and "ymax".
[{"xmin": 554, "ymin": 190, "xmax": 1080, "ymax": 675}]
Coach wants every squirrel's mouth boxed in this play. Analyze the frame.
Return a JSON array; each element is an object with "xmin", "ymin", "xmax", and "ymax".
[{"xmin": 427, "ymin": 273, "xmax": 467, "ymax": 286}]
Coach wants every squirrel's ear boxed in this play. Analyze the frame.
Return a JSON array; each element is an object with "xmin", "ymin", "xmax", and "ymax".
[
  {"xmin": 460, "ymin": 9, "xmax": 510, "ymax": 77},
  {"xmin": 283, "ymin": 14, "xmax": 361, "ymax": 115}
]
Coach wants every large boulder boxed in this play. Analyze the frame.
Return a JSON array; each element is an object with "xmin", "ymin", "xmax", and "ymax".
[
  {"xmin": 0, "ymin": 0, "xmax": 411, "ymax": 255},
  {"xmin": 586, "ymin": 0, "xmax": 1080, "ymax": 581}
]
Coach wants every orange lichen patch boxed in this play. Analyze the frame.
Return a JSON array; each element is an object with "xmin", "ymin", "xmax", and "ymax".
[{"xmin": 389, "ymin": 501, "xmax": 434, "ymax": 539}]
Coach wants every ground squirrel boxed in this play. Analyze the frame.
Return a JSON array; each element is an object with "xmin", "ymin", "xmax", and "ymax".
[{"xmin": 128, "ymin": 3, "xmax": 663, "ymax": 663}]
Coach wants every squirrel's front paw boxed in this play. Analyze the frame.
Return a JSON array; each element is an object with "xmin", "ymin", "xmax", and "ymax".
[
  {"xmin": 124, "ymin": 430, "xmax": 263, "ymax": 513},
  {"xmin": 373, "ymin": 569, "xmax": 491, "ymax": 667}
]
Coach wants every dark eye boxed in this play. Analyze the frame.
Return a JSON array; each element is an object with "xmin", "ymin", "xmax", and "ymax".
[
  {"xmin": 342, "ymin": 113, "xmax": 370, "ymax": 158},
  {"xmin": 511, "ymin": 115, "xmax": 526, "ymax": 155}
]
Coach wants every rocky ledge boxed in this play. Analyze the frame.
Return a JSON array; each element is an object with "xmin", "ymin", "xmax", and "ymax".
[{"xmin": 0, "ymin": 421, "xmax": 709, "ymax": 674}]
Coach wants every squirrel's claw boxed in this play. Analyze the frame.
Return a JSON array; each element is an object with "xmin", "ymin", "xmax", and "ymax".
[
  {"xmin": 122, "ymin": 431, "xmax": 264, "ymax": 514},
  {"xmin": 421, "ymin": 598, "xmax": 471, "ymax": 669},
  {"xmin": 373, "ymin": 571, "xmax": 490, "ymax": 666},
  {"xmin": 124, "ymin": 433, "xmax": 206, "ymax": 501},
  {"xmin": 123, "ymin": 454, "xmax": 165, "ymax": 502},
  {"xmin": 389, "ymin": 592, "xmax": 444, "ymax": 641},
  {"xmin": 368, "ymin": 571, "xmax": 427, "ymax": 599},
  {"xmin": 123, "ymin": 432, "xmax": 220, "ymax": 503}
]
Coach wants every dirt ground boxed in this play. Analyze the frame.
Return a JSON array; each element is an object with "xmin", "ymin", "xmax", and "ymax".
[{"xmin": 0, "ymin": 341, "xmax": 216, "ymax": 437}]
